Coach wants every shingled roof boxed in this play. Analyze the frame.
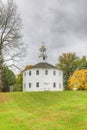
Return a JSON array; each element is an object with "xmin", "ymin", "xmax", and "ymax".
[{"xmin": 30, "ymin": 62, "xmax": 58, "ymax": 69}]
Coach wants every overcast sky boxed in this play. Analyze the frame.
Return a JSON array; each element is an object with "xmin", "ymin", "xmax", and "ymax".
[{"xmin": 15, "ymin": 0, "xmax": 87, "ymax": 66}]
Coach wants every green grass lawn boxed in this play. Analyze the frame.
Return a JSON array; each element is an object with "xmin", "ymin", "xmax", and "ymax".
[{"xmin": 0, "ymin": 91, "xmax": 87, "ymax": 130}]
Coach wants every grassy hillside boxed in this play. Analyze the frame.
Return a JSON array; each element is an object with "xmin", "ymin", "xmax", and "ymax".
[{"xmin": 0, "ymin": 91, "xmax": 87, "ymax": 130}]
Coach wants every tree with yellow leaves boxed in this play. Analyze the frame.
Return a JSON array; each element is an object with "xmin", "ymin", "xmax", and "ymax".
[{"xmin": 68, "ymin": 69, "xmax": 87, "ymax": 90}]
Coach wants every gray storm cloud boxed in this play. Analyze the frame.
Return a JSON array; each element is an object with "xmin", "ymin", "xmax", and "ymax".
[{"xmin": 16, "ymin": 0, "xmax": 87, "ymax": 65}]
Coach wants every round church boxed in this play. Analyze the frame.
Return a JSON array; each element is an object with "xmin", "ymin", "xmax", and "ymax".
[{"xmin": 23, "ymin": 44, "xmax": 64, "ymax": 91}]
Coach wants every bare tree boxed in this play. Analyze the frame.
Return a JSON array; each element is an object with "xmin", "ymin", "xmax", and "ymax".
[{"xmin": 0, "ymin": 0, "xmax": 25, "ymax": 91}]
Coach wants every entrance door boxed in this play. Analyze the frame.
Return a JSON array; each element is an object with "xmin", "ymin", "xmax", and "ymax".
[{"xmin": 44, "ymin": 82, "xmax": 50, "ymax": 91}]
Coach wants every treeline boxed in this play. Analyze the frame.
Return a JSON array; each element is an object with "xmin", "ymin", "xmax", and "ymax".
[{"xmin": 3, "ymin": 52, "xmax": 87, "ymax": 92}]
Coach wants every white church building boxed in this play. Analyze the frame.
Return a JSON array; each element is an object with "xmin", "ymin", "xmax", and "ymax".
[{"xmin": 23, "ymin": 44, "xmax": 63, "ymax": 92}]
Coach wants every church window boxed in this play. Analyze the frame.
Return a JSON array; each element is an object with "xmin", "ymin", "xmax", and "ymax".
[
  {"xmin": 53, "ymin": 71, "xmax": 56, "ymax": 75},
  {"xmin": 36, "ymin": 70, "xmax": 39, "ymax": 75},
  {"xmin": 29, "ymin": 71, "xmax": 31, "ymax": 75},
  {"xmin": 36, "ymin": 82, "xmax": 39, "ymax": 87},
  {"xmin": 24, "ymin": 72, "xmax": 26, "ymax": 76},
  {"xmin": 59, "ymin": 72, "xmax": 61, "ymax": 76},
  {"xmin": 45, "ymin": 70, "xmax": 48, "ymax": 75},
  {"xmin": 53, "ymin": 83, "xmax": 56, "ymax": 88},
  {"xmin": 29, "ymin": 83, "xmax": 31, "ymax": 88},
  {"xmin": 59, "ymin": 83, "xmax": 61, "ymax": 88}
]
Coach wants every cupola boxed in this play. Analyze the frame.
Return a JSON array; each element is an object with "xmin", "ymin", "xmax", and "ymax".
[{"xmin": 39, "ymin": 43, "xmax": 47, "ymax": 62}]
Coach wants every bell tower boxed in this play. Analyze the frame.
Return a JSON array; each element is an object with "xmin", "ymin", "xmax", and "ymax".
[{"xmin": 39, "ymin": 43, "xmax": 47, "ymax": 62}]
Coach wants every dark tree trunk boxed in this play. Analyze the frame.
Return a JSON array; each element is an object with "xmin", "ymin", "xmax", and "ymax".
[{"xmin": 0, "ymin": 46, "xmax": 4, "ymax": 91}]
